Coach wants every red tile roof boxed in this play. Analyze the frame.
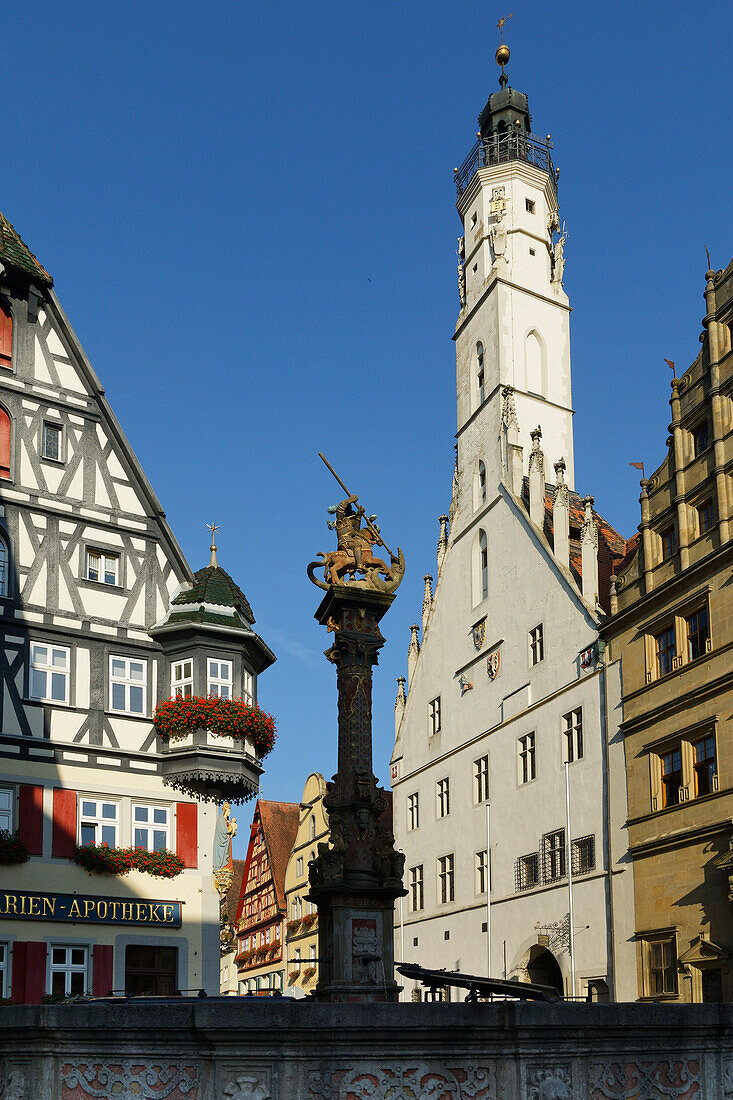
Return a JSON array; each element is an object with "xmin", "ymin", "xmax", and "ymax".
[
  {"xmin": 0, "ymin": 211, "xmax": 53, "ymax": 286},
  {"xmin": 258, "ymin": 800, "xmax": 300, "ymax": 910}
]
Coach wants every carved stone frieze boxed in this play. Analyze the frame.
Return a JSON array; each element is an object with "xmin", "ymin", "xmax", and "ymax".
[
  {"xmin": 222, "ymin": 1074, "xmax": 271, "ymax": 1100},
  {"xmin": 61, "ymin": 1062, "xmax": 198, "ymax": 1099},
  {"xmin": 527, "ymin": 1065, "xmax": 572, "ymax": 1100},
  {"xmin": 589, "ymin": 1060, "xmax": 701, "ymax": 1099},
  {"xmin": 0, "ymin": 1065, "xmax": 27, "ymax": 1100},
  {"xmin": 306, "ymin": 1063, "xmax": 494, "ymax": 1099}
]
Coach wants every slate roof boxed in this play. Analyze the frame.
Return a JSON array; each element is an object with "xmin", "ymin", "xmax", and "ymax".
[
  {"xmin": 0, "ymin": 211, "xmax": 53, "ymax": 286},
  {"xmin": 258, "ymin": 800, "xmax": 300, "ymax": 911},
  {"xmin": 521, "ymin": 478, "xmax": 630, "ymax": 613},
  {"xmin": 171, "ymin": 563, "xmax": 255, "ymax": 626}
]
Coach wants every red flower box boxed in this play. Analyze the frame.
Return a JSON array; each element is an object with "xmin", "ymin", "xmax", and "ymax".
[
  {"xmin": 153, "ymin": 696, "xmax": 277, "ymax": 759},
  {"xmin": 72, "ymin": 843, "xmax": 185, "ymax": 878}
]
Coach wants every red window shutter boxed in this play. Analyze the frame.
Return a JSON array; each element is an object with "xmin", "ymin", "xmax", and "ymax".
[
  {"xmin": 0, "ymin": 302, "xmax": 11, "ymax": 369},
  {"xmin": 12, "ymin": 941, "xmax": 47, "ymax": 1003},
  {"xmin": 18, "ymin": 784, "xmax": 43, "ymax": 856},
  {"xmin": 176, "ymin": 803, "xmax": 197, "ymax": 868},
  {"xmin": 92, "ymin": 944, "xmax": 114, "ymax": 997},
  {"xmin": 0, "ymin": 408, "xmax": 10, "ymax": 480},
  {"xmin": 52, "ymin": 789, "xmax": 77, "ymax": 858}
]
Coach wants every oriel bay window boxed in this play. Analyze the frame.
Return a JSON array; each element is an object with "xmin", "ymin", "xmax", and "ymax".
[
  {"xmin": 207, "ymin": 658, "xmax": 232, "ymax": 698},
  {"xmin": 171, "ymin": 659, "xmax": 193, "ymax": 697}
]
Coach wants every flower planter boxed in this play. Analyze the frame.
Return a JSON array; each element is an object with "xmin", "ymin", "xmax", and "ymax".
[
  {"xmin": 0, "ymin": 830, "xmax": 29, "ymax": 866},
  {"xmin": 72, "ymin": 844, "xmax": 185, "ymax": 878}
]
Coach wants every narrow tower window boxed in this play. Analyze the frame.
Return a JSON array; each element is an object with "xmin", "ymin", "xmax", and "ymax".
[
  {"xmin": 476, "ymin": 343, "xmax": 485, "ymax": 406},
  {"xmin": 525, "ymin": 332, "xmax": 545, "ymax": 397}
]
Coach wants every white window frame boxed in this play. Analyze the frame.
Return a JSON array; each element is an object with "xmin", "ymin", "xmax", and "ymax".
[
  {"xmin": 475, "ymin": 849, "xmax": 488, "ymax": 895},
  {"xmin": 243, "ymin": 668, "xmax": 254, "ymax": 705},
  {"xmin": 41, "ymin": 420, "xmax": 63, "ymax": 462},
  {"xmin": 438, "ymin": 853, "xmax": 455, "ymax": 904},
  {"xmin": 428, "ymin": 696, "xmax": 442, "ymax": 736},
  {"xmin": 518, "ymin": 732, "xmax": 536, "ymax": 784},
  {"xmin": 109, "ymin": 655, "xmax": 147, "ymax": 716},
  {"xmin": 409, "ymin": 864, "xmax": 424, "ymax": 912},
  {"xmin": 85, "ymin": 549, "xmax": 119, "ymax": 586},
  {"xmin": 474, "ymin": 755, "xmax": 489, "ymax": 803},
  {"xmin": 309, "ymin": 816, "xmax": 316, "ymax": 840},
  {"xmin": 207, "ymin": 658, "xmax": 233, "ymax": 699},
  {"xmin": 171, "ymin": 659, "xmax": 193, "ymax": 698},
  {"xmin": 132, "ymin": 803, "xmax": 171, "ymax": 851},
  {"xmin": 437, "ymin": 777, "xmax": 450, "ymax": 818},
  {"xmin": 407, "ymin": 792, "xmax": 419, "ymax": 831},
  {"xmin": 0, "ymin": 941, "xmax": 8, "ymax": 997},
  {"xmin": 79, "ymin": 797, "xmax": 119, "ymax": 847},
  {"xmin": 563, "ymin": 708, "xmax": 583, "ymax": 763},
  {"xmin": 49, "ymin": 944, "xmax": 89, "ymax": 997},
  {"xmin": 529, "ymin": 623, "xmax": 544, "ymax": 666},
  {"xmin": 0, "ymin": 785, "xmax": 14, "ymax": 832},
  {"xmin": 29, "ymin": 643, "xmax": 70, "ymax": 705}
]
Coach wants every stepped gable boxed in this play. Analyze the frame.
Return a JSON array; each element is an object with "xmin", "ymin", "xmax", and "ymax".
[
  {"xmin": 521, "ymin": 477, "xmax": 630, "ymax": 612},
  {"xmin": 0, "ymin": 210, "xmax": 53, "ymax": 285},
  {"xmin": 259, "ymin": 801, "xmax": 300, "ymax": 910},
  {"xmin": 169, "ymin": 563, "xmax": 255, "ymax": 628}
]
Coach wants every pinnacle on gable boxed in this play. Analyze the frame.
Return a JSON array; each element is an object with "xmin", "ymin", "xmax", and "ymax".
[
  {"xmin": 529, "ymin": 426, "xmax": 546, "ymax": 528},
  {"xmin": 437, "ymin": 515, "xmax": 449, "ymax": 573},
  {"xmin": 581, "ymin": 495, "xmax": 599, "ymax": 608},
  {"xmin": 553, "ymin": 458, "xmax": 570, "ymax": 569},
  {"xmin": 407, "ymin": 623, "xmax": 421, "ymax": 688},
  {"xmin": 422, "ymin": 575, "xmax": 434, "ymax": 633}
]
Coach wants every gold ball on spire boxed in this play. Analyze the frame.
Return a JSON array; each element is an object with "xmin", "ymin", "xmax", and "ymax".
[{"xmin": 496, "ymin": 43, "xmax": 510, "ymax": 67}]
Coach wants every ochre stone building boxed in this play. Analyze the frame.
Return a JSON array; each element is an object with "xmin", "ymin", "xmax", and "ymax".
[
  {"xmin": 283, "ymin": 772, "xmax": 329, "ymax": 995},
  {"xmin": 603, "ymin": 257, "xmax": 733, "ymax": 1002}
]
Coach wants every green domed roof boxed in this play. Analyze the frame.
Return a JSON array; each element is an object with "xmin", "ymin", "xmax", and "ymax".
[{"xmin": 170, "ymin": 563, "xmax": 255, "ymax": 626}]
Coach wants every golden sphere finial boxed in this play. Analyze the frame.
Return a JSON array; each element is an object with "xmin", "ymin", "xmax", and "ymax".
[{"xmin": 496, "ymin": 43, "xmax": 510, "ymax": 67}]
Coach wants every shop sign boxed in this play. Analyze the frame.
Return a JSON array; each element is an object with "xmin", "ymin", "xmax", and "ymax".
[{"xmin": 0, "ymin": 891, "xmax": 182, "ymax": 927}]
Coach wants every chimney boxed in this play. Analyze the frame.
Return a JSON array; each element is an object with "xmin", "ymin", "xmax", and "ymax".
[
  {"xmin": 422, "ymin": 575, "xmax": 434, "ymax": 633},
  {"xmin": 437, "ymin": 515, "xmax": 449, "ymax": 573},
  {"xmin": 407, "ymin": 624, "xmax": 421, "ymax": 686},
  {"xmin": 581, "ymin": 495, "xmax": 599, "ymax": 607},
  {"xmin": 528, "ymin": 426, "xmax": 545, "ymax": 529},
  {"xmin": 395, "ymin": 676, "xmax": 406, "ymax": 735},
  {"xmin": 552, "ymin": 457, "xmax": 570, "ymax": 569}
]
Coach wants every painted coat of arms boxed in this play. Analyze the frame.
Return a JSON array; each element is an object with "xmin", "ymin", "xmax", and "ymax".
[
  {"xmin": 472, "ymin": 618, "xmax": 486, "ymax": 650},
  {"xmin": 487, "ymin": 648, "xmax": 501, "ymax": 681}
]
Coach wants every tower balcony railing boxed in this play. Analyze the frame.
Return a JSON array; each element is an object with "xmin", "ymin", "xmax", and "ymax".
[{"xmin": 455, "ymin": 131, "xmax": 557, "ymax": 200}]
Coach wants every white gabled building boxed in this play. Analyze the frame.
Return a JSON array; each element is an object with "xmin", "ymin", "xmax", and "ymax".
[
  {"xmin": 0, "ymin": 210, "xmax": 275, "ymax": 1002},
  {"xmin": 391, "ymin": 60, "xmax": 637, "ymax": 1003}
]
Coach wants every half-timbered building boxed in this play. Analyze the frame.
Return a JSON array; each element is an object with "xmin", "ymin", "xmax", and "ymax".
[{"xmin": 0, "ymin": 211, "xmax": 274, "ymax": 1001}]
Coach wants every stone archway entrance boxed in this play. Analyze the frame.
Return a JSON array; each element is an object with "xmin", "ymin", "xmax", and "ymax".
[{"xmin": 526, "ymin": 945, "xmax": 564, "ymax": 994}]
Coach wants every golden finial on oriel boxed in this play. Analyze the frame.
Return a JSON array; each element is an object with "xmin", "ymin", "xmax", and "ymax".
[{"xmin": 206, "ymin": 522, "xmax": 219, "ymax": 568}]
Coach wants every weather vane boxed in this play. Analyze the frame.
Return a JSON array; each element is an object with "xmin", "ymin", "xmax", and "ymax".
[
  {"xmin": 206, "ymin": 522, "xmax": 219, "ymax": 567},
  {"xmin": 496, "ymin": 13, "xmax": 512, "ymax": 85}
]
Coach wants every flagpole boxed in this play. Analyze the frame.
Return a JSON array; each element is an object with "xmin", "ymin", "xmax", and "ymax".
[
  {"xmin": 486, "ymin": 801, "xmax": 491, "ymax": 978},
  {"xmin": 565, "ymin": 761, "xmax": 576, "ymax": 999}
]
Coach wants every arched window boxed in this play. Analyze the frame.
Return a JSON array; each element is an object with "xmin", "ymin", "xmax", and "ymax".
[
  {"xmin": 473, "ymin": 460, "xmax": 487, "ymax": 510},
  {"xmin": 0, "ymin": 302, "xmax": 11, "ymax": 370},
  {"xmin": 0, "ymin": 408, "xmax": 11, "ymax": 480},
  {"xmin": 476, "ymin": 343, "xmax": 485, "ymax": 406},
  {"xmin": 472, "ymin": 529, "xmax": 489, "ymax": 606},
  {"xmin": 525, "ymin": 331, "xmax": 545, "ymax": 397},
  {"xmin": 0, "ymin": 534, "xmax": 8, "ymax": 597}
]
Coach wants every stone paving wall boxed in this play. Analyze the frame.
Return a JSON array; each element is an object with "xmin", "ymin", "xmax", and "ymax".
[{"xmin": 1, "ymin": 999, "xmax": 733, "ymax": 1098}]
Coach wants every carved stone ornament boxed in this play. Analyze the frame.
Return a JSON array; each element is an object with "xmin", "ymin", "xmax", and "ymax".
[
  {"xmin": 487, "ymin": 648, "xmax": 501, "ymax": 681},
  {"xmin": 589, "ymin": 1059, "xmax": 701, "ymax": 1099},
  {"xmin": 213, "ymin": 866, "xmax": 234, "ymax": 898},
  {"xmin": 307, "ymin": 1063, "xmax": 494, "ymax": 1100},
  {"xmin": 307, "ymin": 490, "xmax": 405, "ymax": 595},
  {"xmin": 0, "ymin": 1068, "xmax": 26, "ymax": 1100},
  {"xmin": 501, "ymin": 386, "xmax": 519, "ymax": 430},
  {"xmin": 222, "ymin": 1075, "xmax": 271, "ymax": 1100},
  {"xmin": 61, "ymin": 1062, "xmax": 198, "ymax": 1099},
  {"xmin": 459, "ymin": 674, "xmax": 473, "ymax": 695},
  {"xmin": 490, "ymin": 185, "xmax": 506, "ymax": 221},
  {"xmin": 472, "ymin": 618, "xmax": 486, "ymax": 650},
  {"xmin": 528, "ymin": 1065, "xmax": 572, "ymax": 1100}
]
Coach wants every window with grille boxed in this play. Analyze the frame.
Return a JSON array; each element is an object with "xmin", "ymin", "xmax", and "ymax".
[
  {"xmin": 518, "ymin": 733, "xmax": 536, "ymax": 784},
  {"xmin": 572, "ymin": 834, "xmax": 595, "ymax": 875},
  {"xmin": 79, "ymin": 798, "xmax": 119, "ymax": 847},
  {"xmin": 686, "ymin": 607, "xmax": 709, "ymax": 662},
  {"xmin": 407, "ymin": 792, "xmax": 419, "ymax": 830},
  {"xmin": 132, "ymin": 804, "xmax": 170, "ymax": 851},
  {"xmin": 542, "ymin": 829, "xmax": 566, "ymax": 882},
  {"xmin": 428, "ymin": 696, "xmax": 441, "ymax": 736},
  {"xmin": 515, "ymin": 852, "xmax": 539, "ymax": 891},
  {"xmin": 171, "ymin": 659, "xmax": 193, "ymax": 698},
  {"xmin": 49, "ymin": 945, "xmax": 88, "ymax": 996},
  {"xmin": 109, "ymin": 655, "xmax": 146, "ymax": 714},
  {"xmin": 409, "ymin": 865, "xmax": 424, "ymax": 912},
  {"xmin": 438, "ymin": 854, "xmax": 454, "ymax": 903},
  {"xmin": 660, "ymin": 747, "xmax": 682, "ymax": 808},
  {"xmin": 529, "ymin": 624, "xmax": 544, "ymax": 665},
  {"xmin": 693, "ymin": 735, "xmax": 716, "ymax": 797},
  {"xmin": 563, "ymin": 709, "xmax": 583, "ymax": 763},
  {"xmin": 646, "ymin": 936, "xmax": 677, "ymax": 996},
  {"xmin": 437, "ymin": 778, "xmax": 450, "ymax": 818},
  {"xmin": 475, "ymin": 849, "xmax": 488, "ymax": 894},
  {"xmin": 42, "ymin": 421, "xmax": 63, "ymax": 462},
  {"xmin": 474, "ymin": 755, "xmax": 489, "ymax": 803},
  {"xmin": 30, "ymin": 643, "xmax": 70, "ymax": 704},
  {"xmin": 207, "ymin": 659, "xmax": 232, "ymax": 699},
  {"xmin": 655, "ymin": 626, "xmax": 676, "ymax": 677},
  {"xmin": 86, "ymin": 549, "xmax": 118, "ymax": 586}
]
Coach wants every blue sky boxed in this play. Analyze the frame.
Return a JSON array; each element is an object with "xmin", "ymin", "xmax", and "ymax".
[{"xmin": 3, "ymin": 2, "xmax": 731, "ymax": 858}]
